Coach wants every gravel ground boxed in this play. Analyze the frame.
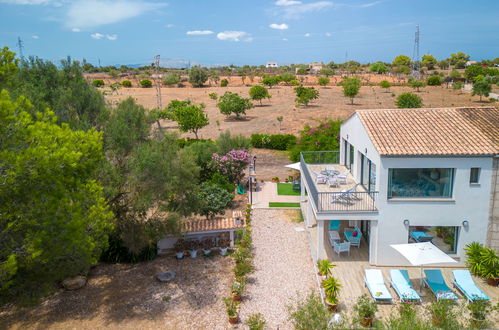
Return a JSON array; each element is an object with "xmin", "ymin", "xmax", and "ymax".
[{"xmin": 239, "ymin": 209, "xmax": 317, "ymax": 329}]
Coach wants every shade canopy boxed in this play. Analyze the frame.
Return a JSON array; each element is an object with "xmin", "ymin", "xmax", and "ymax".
[
  {"xmin": 391, "ymin": 242, "xmax": 456, "ymax": 266},
  {"xmin": 285, "ymin": 162, "xmax": 301, "ymax": 171}
]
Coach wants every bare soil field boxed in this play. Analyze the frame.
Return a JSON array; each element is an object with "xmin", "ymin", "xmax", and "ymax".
[
  {"xmin": 105, "ymin": 85, "xmax": 487, "ymax": 140},
  {"xmin": 0, "ymin": 255, "xmax": 234, "ymax": 330}
]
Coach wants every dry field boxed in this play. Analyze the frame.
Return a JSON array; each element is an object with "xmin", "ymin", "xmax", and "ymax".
[
  {"xmin": 105, "ymin": 84, "xmax": 487, "ymax": 140},
  {"xmin": 0, "ymin": 255, "xmax": 234, "ymax": 330}
]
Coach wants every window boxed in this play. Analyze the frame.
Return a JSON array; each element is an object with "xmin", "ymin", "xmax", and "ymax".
[
  {"xmin": 349, "ymin": 145, "xmax": 354, "ymax": 170},
  {"xmin": 470, "ymin": 168, "xmax": 480, "ymax": 184},
  {"xmin": 388, "ymin": 168, "xmax": 454, "ymax": 198},
  {"xmin": 408, "ymin": 226, "xmax": 458, "ymax": 254}
]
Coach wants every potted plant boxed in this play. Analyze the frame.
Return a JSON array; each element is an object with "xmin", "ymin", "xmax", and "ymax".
[
  {"xmin": 173, "ymin": 239, "xmax": 186, "ymax": 259},
  {"xmin": 202, "ymin": 238, "xmax": 214, "ymax": 256},
  {"xmin": 321, "ymin": 276, "xmax": 341, "ymax": 312},
  {"xmin": 271, "ymin": 176, "xmax": 279, "ymax": 183},
  {"xmin": 223, "ymin": 297, "xmax": 239, "ymax": 324},
  {"xmin": 353, "ymin": 294, "xmax": 377, "ymax": 327},
  {"xmin": 428, "ymin": 299, "xmax": 455, "ymax": 328},
  {"xmin": 479, "ymin": 248, "xmax": 499, "ymax": 286},
  {"xmin": 187, "ymin": 240, "xmax": 199, "ymax": 258},
  {"xmin": 219, "ymin": 238, "xmax": 231, "ymax": 256},
  {"xmin": 317, "ymin": 259, "xmax": 335, "ymax": 278},
  {"xmin": 467, "ymin": 299, "xmax": 490, "ymax": 329},
  {"xmin": 231, "ymin": 278, "xmax": 246, "ymax": 301}
]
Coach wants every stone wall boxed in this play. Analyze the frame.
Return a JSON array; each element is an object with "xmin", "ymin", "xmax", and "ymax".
[{"xmin": 486, "ymin": 157, "xmax": 499, "ymax": 250}]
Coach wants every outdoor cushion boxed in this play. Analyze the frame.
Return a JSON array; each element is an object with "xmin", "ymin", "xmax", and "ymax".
[
  {"xmin": 424, "ymin": 269, "xmax": 458, "ymax": 301},
  {"xmin": 452, "ymin": 270, "xmax": 489, "ymax": 301},
  {"xmin": 352, "ymin": 230, "xmax": 358, "ymax": 237},
  {"xmin": 389, "ymin": 269, "xmax": 421, "ymax": 302},
  {"xmin": 365, "ymin": 269, "xmax": 392, "ymax": 302}
]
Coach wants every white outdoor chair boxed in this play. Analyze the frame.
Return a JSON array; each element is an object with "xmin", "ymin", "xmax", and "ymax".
[
  {"xmin": 333, "ymin": 240, "xmax": 351, "ymax": 256},
  {"xmin": 337, "ymin": 170, "xmax": 350, "ymax": 185},
  {"xmin": 328, "ymin": 176, "xmax": 339, "ymax": 188},
  {"xmin": 316, "ymin": 175, "xmax": 327, "ymax": 184}
]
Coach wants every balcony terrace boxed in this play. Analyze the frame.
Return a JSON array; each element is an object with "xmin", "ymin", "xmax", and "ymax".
[{"xmin": 300, "ymin": 151, "xmax": 378, "ymax": 214}]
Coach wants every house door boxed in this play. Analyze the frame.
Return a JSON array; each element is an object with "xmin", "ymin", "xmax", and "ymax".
[{"xmin": 360, "ymin": 220, "xmax": 370, "ymax": 249}]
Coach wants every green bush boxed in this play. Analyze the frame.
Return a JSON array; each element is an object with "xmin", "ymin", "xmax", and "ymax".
[
  {"xmin": 250, "ymin": 133, "xmax": 297, "ymax": 150},
  {"xmin": 289, "ymin": 120, "xmax": 342, "ymax": 161},
  {"xmin": 220, "ymin": 78, "xmax": 228, "ymax": 87},
  {"xmin": 100, "ymin": 235, "xmax": 157, "ymax": 263},
  {"xmin": 465, "ymin": 242, "xmax": 499, "ymax": 279},
  {"xmin": 121, "ymin": 80, "xmax": 132, "ymax": 87},
  {"xmin": 188, "ymin": 66, "xmax": 208, "ymax": 87},
  {"xmin": 92, "ymin": 79, "xmax": 105, "ymax": 87},
  {"xmin": 245, "ymin": 313, "xmax": 266, "ymax": 330},
  {"xmin": 176, "ymin": 137, "xmax": 212, "ymax": 148},
  {"xmin": 427, "ymin": 75, "xmax": 443, "ymax": 86},
  {"xmin": 140, "ymin": 79, "xmax": 152, "ymax": 88},
  {"xmin": 396, "ymin": 92, "xmax": 423, "ymax": 108},
  {"xmin": 163, "ymin": 72, "xmax": 181, "ymax": 86},
  {"xmin": 287, "ymin": 292, "xmax": 334, "ymax": 330}
]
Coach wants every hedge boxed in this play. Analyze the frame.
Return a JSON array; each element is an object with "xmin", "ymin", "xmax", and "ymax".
[{"xmin": 250, "ymin": 133, "xmax": 297, "ymax": 150}]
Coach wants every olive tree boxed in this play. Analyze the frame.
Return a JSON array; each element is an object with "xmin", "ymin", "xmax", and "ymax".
[
  {"xmin": 294, "ymin": 86, "xmax": 319, "ymax": 107},
  {"xmin": 249, "ymin": 85, "xmax": 271, "ymax": 105},
  {"xmin": 341, "ymin": 77, "xmax": 361, "ymax": 105},
  {"xmin": 188, "ymin": 66, "xmax": 208, "ymax": 87},
  {"xmin": 217, "ymin": 91, "xmax": 254, "ymax": 119}
]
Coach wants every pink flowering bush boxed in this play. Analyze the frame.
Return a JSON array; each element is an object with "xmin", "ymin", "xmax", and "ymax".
[
  {"xmin": 289, "ymin": 120, "xmax": 343, "ymax": 161},
  {"xmin": 212, "ymin": 149, "xmax": 251, "ymax": 184}
]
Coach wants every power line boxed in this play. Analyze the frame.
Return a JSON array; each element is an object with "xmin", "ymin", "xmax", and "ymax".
[
  {"xmin": 154, "ymin": 54, "xmax": 162, "ymax": 110},
  {"xmin": 17, "ymin": 36, "xmax": 24, "ymax": 60},
  {"xmin": 412, "ymin": 24, "xmax": 420, "ymax": 79}
]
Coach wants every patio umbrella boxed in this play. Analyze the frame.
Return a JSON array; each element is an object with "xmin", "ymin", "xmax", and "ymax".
[
  {"xmin": 285, "ymin": 162, "xmax": 301, "ymax": 171},
  {"xmin": 390, "ymin": 242, "xmax": 457, "ymax": 292}
]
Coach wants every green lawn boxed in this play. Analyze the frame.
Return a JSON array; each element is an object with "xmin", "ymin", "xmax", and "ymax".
[
  {"xmin": 276, "ymin": 183, "xmax": 300, "ymax": 196},
  {"xmin": 269, "ymin": 202, "xmax": 301, "ymax": 208}
]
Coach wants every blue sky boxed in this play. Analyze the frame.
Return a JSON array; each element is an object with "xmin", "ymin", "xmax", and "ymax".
[{"xmin": 0, "ymin": 0, "xmax": 498, "ymax": 66}]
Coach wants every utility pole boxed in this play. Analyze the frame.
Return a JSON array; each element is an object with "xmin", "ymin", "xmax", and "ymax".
[
  {"xmin": 411, "ymin": 24, "xmax": 420, "ymax": 79},
  {"xmin": 154, "ymin": 54, "xmax": 162, "ymax": 110},
  {"xmin": 17, "ymin": 37, "xmax": 24, "ymax": 60}
]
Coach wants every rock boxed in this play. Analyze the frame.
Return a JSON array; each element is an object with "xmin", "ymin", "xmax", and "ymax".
[
  {"xmin": 156, "ymin": 271, "xmax": 176, "ymax": 282},
  {"xmin": 62, "ymin": 275, "xmax": 87, "ymax": 290}
]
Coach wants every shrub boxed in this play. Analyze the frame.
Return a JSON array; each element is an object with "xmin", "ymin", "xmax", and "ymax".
[
  {"xmin": 370, "ymin": 62, "xmax": 388, "ymax": 74},
  {"xmin": 217, "ymin": 91, "xmax": 254, "ymax": 119},
  {"xmin": 250, "ymin": 133, "xmax": 297, "ymax": 150},
  {"xmin": 208, "ymin": 92, "xmax": 218, "ymax": 100},
  {"xmin": 140, "ymin": 79, "xmax": 152, "ymax": 88},
  {"xmin": 211, "ymin": 149, "xmax": 252, "ymax": 184},
  {"xmin": 409, "ymin": 78, "xmax": 425, "ymax": 91},
  {"xmin": 197, "ymin": 183, "xmax": 234, "ymax": 219},
  {"xmin": 234, "ymin": 259, "xmax": 253, "ymax": 277},
  {"xmin": 163, "ymin": 72, "xmax": 181, "ymax": 86},
  {"xmin": 317, "ymin": 76, "xmax": 330, "ymax": 87},
  {"xmin": 428, "ymin": 300, "xmax": 461, "ymax": 329},
  {"xmin": 465, "ymin": 242, "xmax": 499, "ymax": 279},
  {"xmin": 121, "ymin": 80, "xmax": 132, "ymax": 87},
  {"xmin": 290, "ymin": 79, "xmax": 300, "ymax": 86},
  {"xmin": 176, "ymin": 137, "xmax": 212, "ymax": 148},
  {"xmin": 245, "ymin": 313, "xmax": 266, "ymax": 330},
  {"xmin": 188, "ymin": 66, "xmax": 208, "ymax": 87},
  {"xmin": 396, "ymin": 92, "xmax": 423, "ymax": 108},
  {"xmin": 353, "ymin": 294, "xmax": 377, "ymax": 320},
  {"xmin": 262, "ymin": 75, "xmax": 280, "ymax": 88},
  {"xmin": 287, "ymin": 292, "xmax": 333, "ymax": 330},
  {"xmin": 92, "ymin": 79, "xmax": 105, "ymax": 87},
  {"xmin": 294, "ymin": 86, "xmax": 319, "ymax": 107},
  {"xmin": 289, "ymin": 120, "xmax": 342, "ymax": 161},
  {"xmin": 206, "ymin": 172, "xmax": 234, "ymax": 194},
  {"xmin": 380, "ymin": 80, "xmax": 391, "ymax": 91},
  {"xmin": 452, "ymin": 81, "xmax": 464, "ymax": 90},
  {"xmin": 384, "ymin": 303, "xmax": 431, "ymax": 329},
  {"xmin": 278, "ymin": 73, "xmax": 296, "ymax": 85},
  {"xmin": 216, "ymin": 131, "xmax": 251, "ymax": 154},
  {"xmin": 220, "ymin": 78, "xmax": 228, "ymax": 87},
  {"xmin": 427, "ymin": 75, "xmax": 443, "ymax": 86}
]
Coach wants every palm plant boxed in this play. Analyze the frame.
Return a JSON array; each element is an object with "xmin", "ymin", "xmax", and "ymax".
[
  {"xmin": 317, "ymin": 259, "xmax": 335, "ymax": 277},
  {"xmin": 321, "ymin": 276, "xmax": 342, "ymax": 306}
]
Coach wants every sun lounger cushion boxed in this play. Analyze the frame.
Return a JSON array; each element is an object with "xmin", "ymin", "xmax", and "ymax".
[
  {"xmin": 390, "ymin": 269, "xmax": 421, "ymax": 302},
  {"xmin": 365, "ymin": 269, "xmax": 392, "ymax": 302},
  {"xmin": 424, "ymin": 270, "xmax": 458, "ymax": 300},
  {"xmin": 452, "ymin": 270, "xmax": 489, "ymax": 301}
]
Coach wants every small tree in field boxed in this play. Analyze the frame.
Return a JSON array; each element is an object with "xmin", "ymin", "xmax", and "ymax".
[
  {"xmin": 121, "ymin": 80, "xmax": 132, "ymax": 87},
  {"xmin": 472, "ymin": 80, "xmax": 491, "ymax": 102},
  {"xmin": 140, "ymin": 79, "xmax": 152, "ymax": 88},
  {"xmin": 208, "ymin": 92, "xmax": 218, "ymax": 100},
  {"xmin": 92, "ymin": 79, "xmax": 105, "ymax": 87},
  {"xmin": 188, "ymin": 66, "xmax": 208, "ymax": 87},
  {"xmin": 197, "ymin": 183, "xmax": 233, "ymax": 219},
  {"xmin": 380, "ymin": 80, "xmax": 391, "ymax": 92},
  {"xmin": 217, "ymin": 92, "xmax": 253, "ymax": 119},
  {"xmin": 341, "ymin": 77, "xmax": 361, "ymax": 105},
  {"xmin": 396, "ymin": 92, "xmax": 423, "ymax": 108},
  {"xmin": 262, "ymin": 76, "xmax": 280, "ymax": 89},
  {"xmin": 249, "ymin": 85, "xmax": 271, "ymax": 105},
  {"xmin": 409, "ymin": 79, "xmax": 425, "ymax": 92},
  {"xmin": 163, "ymin": 72, "xmax": 180, "ymax": 86},
  {"xmin": 317, "ymin": 76, "xmax": 330, "ymax": 87},
  {"xmin": 294, "ymin": 86, "xmax": 319, "ymax": 107},
  {"xmin": 173, "ymin": 104, "xmax": 209, "ymax": 139},
  {"xmin": 277, "ymin": 116, "xmax": 283, "ymax": 130}
]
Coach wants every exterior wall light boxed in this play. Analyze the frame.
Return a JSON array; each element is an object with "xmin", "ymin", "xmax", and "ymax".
[
  {"xmin": 462, "ymin": 220, "xmax": 469, "ymax": 228},
  {"xmin": 365, "ymin": 148, "xmax": 368, "ymax": 154},
  {"xmin": 403, "ymin": 219, "xmax": 410, "ymax": 226}
]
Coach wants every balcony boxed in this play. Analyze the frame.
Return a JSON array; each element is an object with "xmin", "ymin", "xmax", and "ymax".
[{"xmin": 300, "ymin": 151, "xmax": 378, "ymax": 214}]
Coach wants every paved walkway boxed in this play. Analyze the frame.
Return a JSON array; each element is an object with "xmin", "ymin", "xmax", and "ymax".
[
  {"xmin": 239, "ymin": 209, "xmax": 317, "ymax": 328},
  {"xmin": 252, "ymin": 182, "xmax": 301, "ymax": 209}
]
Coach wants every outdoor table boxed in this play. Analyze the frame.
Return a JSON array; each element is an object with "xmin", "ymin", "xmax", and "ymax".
[
  {"xmin": 329, "ymin": 230, "xmax": 341, "ymax": 242},
  {"xmin": 321, "ymin": 170, "xmax": 340, "ymax": 176},
  {"xmin": 410, "ymin": 231, "xmax": 433, "ymax": 242}
]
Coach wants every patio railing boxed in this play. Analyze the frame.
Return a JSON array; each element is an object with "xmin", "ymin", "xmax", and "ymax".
[{"xmin": 300, "ymin": 151, "xmax": 379, "ymax": 213}]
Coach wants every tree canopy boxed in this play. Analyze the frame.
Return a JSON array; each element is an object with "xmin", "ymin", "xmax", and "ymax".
[
  {"xmin": 396, "ymin": 92, "xmax": 423, "ymax": 108},
  {"xmin": 249, "ymin": 85, "xmax": 271, "ymax": 105},
  {"xmin": 369, "ymin": 62, "xmax": 388, "ymax": 74},
  {"xmin": 217, "ymin": 91, "xmax": 253, "ymax": 119},
  {"xmin": 188, "ymin": 66, "xmax": 208, "ymax": 87},
  {"xmin": 449, "ymin": 52, "xmax": 470, "ymax": 69},
  {"xmin": 472, "ymin": 80, "xmax": 491, "ymax": 101},
  {"xmin": 341, "ymin": 77, "xmax": 361, "ymax": 104},
  {"xmin": 392, "ymin": 55, "xmax": 411, "ymax": 67},
  {"xmin": 294, "ymin": 86, "xmax": 319, "ymax": 107}
]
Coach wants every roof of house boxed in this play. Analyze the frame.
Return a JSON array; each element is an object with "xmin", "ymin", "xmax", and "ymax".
[
  {"xmin": 355, "ymin": 107, "xmax": 499, "ymax": 156},
  {"xmin": 181, "ymin": 217, "xmax": 245, "ymax": 233}
]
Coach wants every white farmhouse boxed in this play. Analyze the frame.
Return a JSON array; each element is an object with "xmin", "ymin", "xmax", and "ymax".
[
  {"xmin": 300, "ymin": 107, "xmax": 499, "ymax": 266},
  {"xmin": 266, "ymin": 62, "xmax": 278, "ymax": 68}
]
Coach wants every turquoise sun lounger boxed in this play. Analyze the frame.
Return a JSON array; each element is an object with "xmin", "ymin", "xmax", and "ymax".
[
  {"xmin": 389, "ymin": 269, "xmax": 422, "ymax": 303},
  {"xmin": 364, "ymin": 269, "xmax": 392, "ymax": 304},
  {"xmin": 452, "ymin": 270, "xmax": 489, "ymax": 302},
  {"xmin": 423, "ymin": 270, "xmax": 458, "ymax": 301}
]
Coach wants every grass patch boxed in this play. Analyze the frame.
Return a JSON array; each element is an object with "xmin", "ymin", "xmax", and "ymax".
[
  {"xmin": 269, "ymin": 202, "xmax": 300, "ymax": 208},
  {"xmin": 277, "ymin": 183, "xmax": 300, "ymax": 196}
]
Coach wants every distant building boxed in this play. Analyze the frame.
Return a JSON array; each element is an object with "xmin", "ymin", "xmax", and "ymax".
[
  {"xmin": 308, "ymin": 62, "xmax": 324, "ymax": 73},
  {"xmin": 465, "ymin": 60, "xmax": 478, "ymax": 67},
  {"xmin": 266, "ymin": 62, "xmax": 278, "ymax": 68}
]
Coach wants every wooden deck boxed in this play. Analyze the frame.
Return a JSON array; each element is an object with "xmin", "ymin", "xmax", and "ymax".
[{"xmin": 308, "ymin": 224, "xmax": 499, "ymax": 323}]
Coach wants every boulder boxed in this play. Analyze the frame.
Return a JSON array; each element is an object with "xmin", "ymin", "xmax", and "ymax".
[
  {"xmin": 62, "ymin": 275, "xmax": 87, "ymax": 291},
  {"xmin": 156, "ymin": 271, "xmax": 176, "ymax": 282}
]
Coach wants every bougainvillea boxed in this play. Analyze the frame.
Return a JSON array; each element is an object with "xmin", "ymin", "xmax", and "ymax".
[
  {"xmin": 212, "ymin": 149, "xmax": 251, "ymax": 184},
  {"xmin": 289, "ymin": 120, "xmax": 343, "ymax": 161}
]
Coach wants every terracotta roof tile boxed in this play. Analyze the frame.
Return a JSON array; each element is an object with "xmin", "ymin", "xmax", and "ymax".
[
  {"xmin": 181, "ymin": 217, "xmax": 245, "ymax": 233},
  {"xmin": 356, "ymin": 107, "xmax": 499, "ymax": 156}
]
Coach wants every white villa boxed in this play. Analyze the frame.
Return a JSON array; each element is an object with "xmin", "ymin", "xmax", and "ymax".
[
  {"xmin": 265, "ymin": 62, "xmax": 278, "ymax": 68},
  {"xmin": 300, "ymin": 107, "xmax": 499, "ymax": 266}
]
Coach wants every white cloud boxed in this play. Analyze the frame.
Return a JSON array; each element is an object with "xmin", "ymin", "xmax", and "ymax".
[
  {"xmin": 165, "ymin": 23, "xmax": 174, "ymax": 28},
  {"xmin": 31, "ymin": 34, "xmax": 39, "ymax": 39},
  {"xmin": 217, "ymin": 31, "xmax": 252, "ymax": 42},
  {"xmin": 71, "ymin": 27, "xmax": 81, "ymax": 32},
  {"xmin": 282, "ymin": 38, "xmax": 288, "ymax": 41},
  {"xmin": 0, "ymin": 0, "xmax": 57, "ymax": 4},
  {"xmin": 186, "ymin": 30, "xmax": 214, "ymax": 35},
  {"xmin": 325, "ymin": 32, "xmax": 331, "ymax": 37},
  {"xmin": 269, "ymin": 23, "xmax": 288, "ymax": 30},
  {"xmin": 304, "ymin": 33, "xmax": 311, "ymax": 37},
  {"xmin": 90, "ymin": 32, "xmax": 117, "ymax": 40},
  {"xmin": 358, "ymin": 1, "xmax": 382, "ymax": 8},
  {"xmin": 275, "ymin": 0, "xmax": 301, "ymax": 6},
  {"xmin": 66, "ymin": 0, "xmax": 166, "ymax": 29},
  {"xmin": 277, "ymin": 1, "xmax": 333, "ymax": 19}
]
